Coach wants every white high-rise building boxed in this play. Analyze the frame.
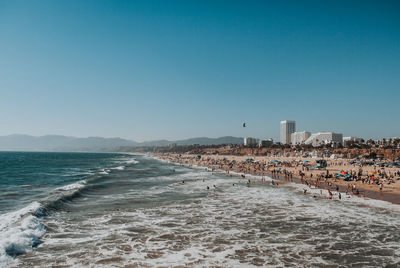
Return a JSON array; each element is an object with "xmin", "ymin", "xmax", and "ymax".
[
  {"xmin": 291, "ymin": 131, "xmax": 311, "ymax": 145},
  {"xmin": 280, "ymin": 120, "xmax": 296, "ymax": 144}
]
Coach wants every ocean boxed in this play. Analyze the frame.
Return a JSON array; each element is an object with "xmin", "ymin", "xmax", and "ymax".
[{"xmin": 0, "ymin": 152, "xmax": 399, "ymax": 267}]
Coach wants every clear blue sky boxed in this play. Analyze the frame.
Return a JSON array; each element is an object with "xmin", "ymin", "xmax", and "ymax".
[{"xmin": 0, "ymin": 0, "xmax": 399, "ymax": 141}]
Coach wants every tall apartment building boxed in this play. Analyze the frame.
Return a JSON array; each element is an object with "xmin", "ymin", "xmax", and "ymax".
[{"xmin": 280, "ymin": 120, "xmax": 296, "ymax": 144}]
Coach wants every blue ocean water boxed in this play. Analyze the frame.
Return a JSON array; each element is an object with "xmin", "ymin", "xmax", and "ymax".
[
  {"xmin": 0, "ymin": 152, "xmax": 128, "ymax": 214},
  {"xmin": 1, "ymin": 152, "xmax": 400, "ymax": 267},
  {"xmin": 0, "ymin": 151, "xmax": 140, "ymax": 265}
]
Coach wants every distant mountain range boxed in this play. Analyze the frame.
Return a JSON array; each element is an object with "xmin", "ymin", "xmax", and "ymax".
[
  {"xmin": 0, "ymin": 134, "xmax": 243, "ymax": 152},
  {"xmin": 138, "ymin": 136, "xmax": 244, "ymax": 147}
]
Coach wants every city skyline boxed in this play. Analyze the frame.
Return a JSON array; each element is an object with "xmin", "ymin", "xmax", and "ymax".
[{"xmin": 1, "ymin": 1, "xmax": 399, "ymax": 141}]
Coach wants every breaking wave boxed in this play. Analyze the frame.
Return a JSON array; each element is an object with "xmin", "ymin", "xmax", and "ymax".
[
  {"xmin": 0, "ymin": 202, "xmax": 46, "ymax": 266},
  {"xmin": 0, "ymin": 157, "xmax": 137, "ymax": 266}
]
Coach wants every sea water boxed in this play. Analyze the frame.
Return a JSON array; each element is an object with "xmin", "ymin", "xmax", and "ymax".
[{"xmin": 0, "ymin": 152, "xmax": 399, "ymax": 267}]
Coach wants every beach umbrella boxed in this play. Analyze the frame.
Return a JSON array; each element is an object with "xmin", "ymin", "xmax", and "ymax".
[{"xmin": 341, "ymin": 172, "xmax": 348, "ymax": 176}]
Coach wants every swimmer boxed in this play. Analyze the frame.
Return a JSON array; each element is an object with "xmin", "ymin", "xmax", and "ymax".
[{"xmin": 207, "ymin": 186, "xmax": 210, "ymax": 190}]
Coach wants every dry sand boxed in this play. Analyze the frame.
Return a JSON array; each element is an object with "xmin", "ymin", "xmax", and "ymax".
[{"xmin": 156, "ymin": 153, "xmax": 400, "ymax": 204}]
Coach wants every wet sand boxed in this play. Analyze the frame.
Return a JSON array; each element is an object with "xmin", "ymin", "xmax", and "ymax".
[{"xmin": 156, "ymin": 153, "xmax": 400, "ymax": 205}]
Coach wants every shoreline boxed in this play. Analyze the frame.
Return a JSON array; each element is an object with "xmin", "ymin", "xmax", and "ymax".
[{"xmin": 153, "ymin": 153, "xmax": 400, "ymax": 206}]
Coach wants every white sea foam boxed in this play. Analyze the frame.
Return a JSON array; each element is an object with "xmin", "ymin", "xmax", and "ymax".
[
  {"xmin": 99, "ymin": 169, "xmax": 110, "ymax": 175},
  {"xmin": 112, "ymin": 166, "xmax": 125, "ymax": 170},
  {"xmin": 155, "ymin": 155, "xmax": 400, "ymax": 213},
  {"xmin": 27, "ymin": 178, "xmax": 400, "ymax": 267},
  {"xmin": 0, "ymin": 202, "xmax": 46, "ymax": 267},
  {"xmin": 125, "ymin": 159, "xmax": 139, "ymax": 164},
  {"xmin": 286, "ymin": 181, "xmax": 400, "ymax": 213},
  {"xmin": 55, "ymin": 181, "xmax": 86, "ymax": 192},
  {"xmin": 0, "ymin": 179, "xmax": 94, "ymax": 266},
  {"xmin": 11, "ymin": 159, "xmax": 400, "ymax": 267}
]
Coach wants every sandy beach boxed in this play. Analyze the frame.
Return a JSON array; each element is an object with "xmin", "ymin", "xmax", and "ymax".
[{"xmin": 156, "ymin": 153, "xmax": 400, "ymax": 205}]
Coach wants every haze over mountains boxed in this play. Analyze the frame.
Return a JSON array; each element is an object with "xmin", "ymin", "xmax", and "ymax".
[{"xmin": 0, "ymin": 134, "xmax": 243, "ymax": 152}]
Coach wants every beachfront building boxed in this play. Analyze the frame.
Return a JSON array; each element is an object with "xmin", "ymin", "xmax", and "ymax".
[
  {"xmin": 244, "ymin": 137, "xmax": 257, "ymax": 146},
  {"xmin": 343, "ymin": 136, "xmax": 363, "ymax": 147},
  {"xmin": 304, "ymin": 132, "xmax": 343, "ymax": 147},
  {"xmin": 291, "ymin": 131, "xmax": 311, "ymax": 145},
  {"xmin": 280, "ymin": 120, "xmax": 296, "ymax": 144},
  {"xmin": 258, "ymin": 138, "xmax": 273, "ymax": 148}
]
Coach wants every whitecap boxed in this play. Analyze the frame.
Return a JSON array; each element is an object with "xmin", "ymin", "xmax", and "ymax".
[
  {"xmin": 54, "ymin": 182, "xmax": 86, "ymax": 192},
  {"xmin": 0, "ymin": 202, "xmax": 46, "ymax": 266},
  {"xmin": 125, "ymin": 159, "xmax": 139, "ymax": 165},
  {"xmin": 112, "ymin": 166, "xmax": 125, "ymax": 171}
]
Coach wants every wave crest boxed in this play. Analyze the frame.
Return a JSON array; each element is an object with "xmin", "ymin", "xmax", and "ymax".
[{"xmin": 0, "ymin": 202, "xmax": 46, "ymax": 266}]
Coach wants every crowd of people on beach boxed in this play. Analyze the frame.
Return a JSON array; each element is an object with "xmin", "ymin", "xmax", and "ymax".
[{"xmin": 157, "ymin": 153, "xmax": 400, "ymax": 203}]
